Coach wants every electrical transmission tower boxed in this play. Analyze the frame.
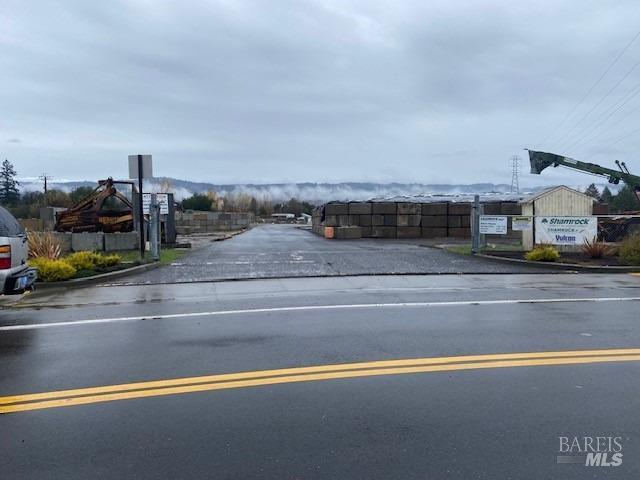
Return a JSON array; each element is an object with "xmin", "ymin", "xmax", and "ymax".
[{"xmin": 510, "ymin": 155, "xmax": 521, "ymax": 194}]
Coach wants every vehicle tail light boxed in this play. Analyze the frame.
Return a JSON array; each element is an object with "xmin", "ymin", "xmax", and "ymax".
[{"xmin": 0, "ymin": 245, "xmax": 11, "ymax": 269}]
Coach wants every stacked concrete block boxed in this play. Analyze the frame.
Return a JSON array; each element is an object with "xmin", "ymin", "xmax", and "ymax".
[
  {"xmin": 397, "ymin": 215, "xmax": 421, "ymax": 227},
  {"xmin": 337, "ymin": 215, "xmax": 350, "ymax": 226},
  {"xmin": 52, "ymin": 232, "xmax": 73, "ymax": 253},
  {"xmin": 397, "ymin": 204, "xmax": 421, "ymax": 229},
  {"xmin": 397, "ymin": 227, "xmax": 421, "ymax": 238},
  {"xmin": 448, "ymin": 203, "xmax": 471, "ymax": 215},
  {"xmin": 324, "ymin": 215, "xmax": 338, "ymax": 227},
  {"xmin": 325, "ymin": 203, "xmax": 349, "ymax": 215},
  {"xmin": 482, "ymin": 202, "xmax": 502, "ymax": 215},
  {"xmin": 372, "ymin": 203, "xmax": 397, "ymax": 215},
  {"xmin": 370, "ymin": 226, "xmax": 396, "ymax": 238},
  {"xmin": 348, "ymin": 202, "xmax": 372, "ymax": 215},
  {"xmin": 176, "ymin": 211, "xmax": 254, "ymax": 233},
  {"xmin": 445, "ymin": 203, "xmax": 471, "ymax": 238},
  {"xmin": 448, "ymin": 227, "xmax": 470, "ymax": 238},
  {"xmin": 421, "ymin": 227, "xmax": 447, "ymax": 238},
  {"xmin": 422, "ymin": 215, "xmax": 447, "ymax": 227},
  {"xmin": 384, "ymin": 215, "xmax": 397, "ymax": 226},
  {"xmin": 359, "ymin": 216, "xmax": 372, "ymax": 226},
  {"xmin": 71, "ymin": 232, "xmax": 104, "ymax": 252},
  {"xmin": 334, "ymin": 226, "xmax": 362, "ymax": 239},
  {"xmin": 371, "ymin": 215, "xmax": 385, "ymax": 226},
  {"xmin": 313, "ymin": 200, "xmax": 519, "ymax": 240},
  {"xmin": 104, "ymin": 232, "xmax": 139, "ymax": 252},
  {"xmin": 447, "ymin": 216, "xmax": 462, "ymax": 228},
  {"xmin": 421, "ymin": 202, "xmax": 448, "ymax": 238},
  {"xmin": 347, "ymin": 202, "xmax": 372, "ymax": 234}
]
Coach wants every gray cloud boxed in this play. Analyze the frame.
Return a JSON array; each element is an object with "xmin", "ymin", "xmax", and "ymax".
[{"xmin": 2, "ymin": 0, "xmax": 640, "ymax": 186}]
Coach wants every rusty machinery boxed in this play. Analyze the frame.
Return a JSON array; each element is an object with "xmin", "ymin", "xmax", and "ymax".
[{"xmin": 55, "ymin": 178, "xmax": 136, "ymax": 233}]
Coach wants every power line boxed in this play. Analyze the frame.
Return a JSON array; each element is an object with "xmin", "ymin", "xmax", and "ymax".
[
  {"xmin": 537, "ymin": 28, "xmax": 640, "ymax": 148},
  {"xmin": 553, "ymin": 58, "xmax": 640, "ymax": 151},
  {"xmin": 579, "ymin": 101, "xmax": 640, "ymax": 151},
  {"xmin": 605, "ymin": 124, "xmax": 640, "ymax": 148},
  {"xmin": 562, "ymin": 80, "xmax": 640, "ymax": 152}
]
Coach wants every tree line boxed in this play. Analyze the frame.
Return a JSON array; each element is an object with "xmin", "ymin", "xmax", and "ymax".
[
  {"xmin": 1, "ymin": 159, "xmax": 96, "ymax": 218},
  {"xmin": 0, "ymin": 159, "xmax": 315, "ymax": 218},
  {"xmin": 3, "ymin": 158, "xmax": 638, "ymax": 219},
  {"xmin": 583, "ymin": 182, "xmax": 639, "ymax": 212},
  {"xmin": 181, "ymin": 191, "xmax": 315, "ymax": 217}
]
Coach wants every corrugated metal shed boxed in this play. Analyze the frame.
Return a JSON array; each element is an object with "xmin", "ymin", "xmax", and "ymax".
[{"xmin": 520, "ymin": 185, "xmax": 594, "ymax": 249}]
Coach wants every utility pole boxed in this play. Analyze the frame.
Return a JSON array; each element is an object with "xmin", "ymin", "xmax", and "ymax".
[
  {"xmin": 39, "ymin": 173, "xmax": 52, "ymax": 206},
  {"xmin": 510, "ymin": 155, "xmax": 521, "ymax": 194}
]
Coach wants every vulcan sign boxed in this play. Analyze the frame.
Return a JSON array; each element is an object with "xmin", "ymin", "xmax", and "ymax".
[{"xmin": 535, "ymin": 216, "xmax": 597, "ymax": 245}]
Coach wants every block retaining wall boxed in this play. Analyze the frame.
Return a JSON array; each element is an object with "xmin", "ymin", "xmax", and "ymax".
[
  {"xmin": 312, "ymin": 201, "xmax": 522, "ymax": 239},
  {"xmin": 175, "ymin": 211, "xmax": 255, "ymax": 234}
]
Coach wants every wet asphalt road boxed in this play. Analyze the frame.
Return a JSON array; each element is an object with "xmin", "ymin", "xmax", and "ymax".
[
  {"xmin": 119, "ymin": 224, "xmax": 555, "ymax": 284},
  {"xmin": 2, "ymin": 273, "xmax": 640, "ymax": 479}
]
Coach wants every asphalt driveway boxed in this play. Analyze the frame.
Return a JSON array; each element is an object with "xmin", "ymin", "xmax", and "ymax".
[{"xmin": 118, "ymin": 224, "xmax": 554, "ymax": 284}]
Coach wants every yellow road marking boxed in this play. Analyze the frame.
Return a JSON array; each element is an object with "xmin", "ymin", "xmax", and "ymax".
[
  {"xmin": 2, "ymin": 349, "xmax": 639, "ymax": 414},
  {"xmin": 2, "ymin": 348, "xmax": 637, "ymax": 405}
]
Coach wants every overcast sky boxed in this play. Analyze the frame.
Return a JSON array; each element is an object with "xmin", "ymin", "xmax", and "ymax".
[{"xmin": 3, "ymin": 0, "xmax": 640, "ymax": 186}]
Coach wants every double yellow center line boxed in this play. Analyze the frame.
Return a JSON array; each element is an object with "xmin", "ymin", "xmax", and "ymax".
[{"xmin": 2, "ymin": 348, "xmax": 640, "ymax": 414}]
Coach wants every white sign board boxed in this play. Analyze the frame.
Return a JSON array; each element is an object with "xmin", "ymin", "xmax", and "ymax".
[
  {"xmin": 128, "ymin": 154, "xmax": 153, "ymax": 179},
  {"xmin": 142, "ymin": 193, "xmax": 169, "ymax": 214},
  {"xmin": 535, "ymin": 216, "xmax": 597, "ymax": 245},
  {"xmin": 479, "ymin": 215, "xmax": 508, "ymax": 234},
  {"xmin": 512, "ymin": 216, "xmax": 533, "ymax": 231}
]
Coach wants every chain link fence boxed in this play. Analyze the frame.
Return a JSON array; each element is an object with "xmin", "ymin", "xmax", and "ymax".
[{"xmin": 473, "ymin": 214, "xmax": 640, "ymax": 252}]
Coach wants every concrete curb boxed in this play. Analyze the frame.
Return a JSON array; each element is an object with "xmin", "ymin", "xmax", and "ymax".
[
  {"xmin": 475, "ymin": 253, "xmax": 640, "ymax": 273},
  {"xmin": 33, "ymin": 262, "xmax": 162, "ymax": 290},
  {"xmin": 89, "ymin": 270, "xmax": 579, "ymax": 289},
  {"xmin": 211, "ymin": 229, "xmax": 248, "ymax": 242},
  {"xmin": 24, "ymin": 230, "xmax": 250, "ymax": 293}
]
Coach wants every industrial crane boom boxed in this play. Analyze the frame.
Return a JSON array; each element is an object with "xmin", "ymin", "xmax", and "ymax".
[{"xmin": 526, "ymin": 150, "xmax": 640, "ymax": 202}]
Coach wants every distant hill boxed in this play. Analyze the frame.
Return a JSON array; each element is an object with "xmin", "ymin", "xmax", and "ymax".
[{"xmin": 17, "ymin": 177, "xmax": 615, "ymax": 203}]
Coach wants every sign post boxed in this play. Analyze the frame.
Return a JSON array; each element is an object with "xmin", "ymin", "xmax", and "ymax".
[
  {"xmin": 471, "ymin": 195, "xmax": 480, "ymax": 254},
  {"xmin": 137, "ymin": 155, "xmax": 144, "ymax": 259},
  {"xmin": 128, "ymin": 154, "xmax": 153, "ymax": 260},
  {"xmin": 149, "ymin": 194, "xmax": 160, "ymax": 261}
]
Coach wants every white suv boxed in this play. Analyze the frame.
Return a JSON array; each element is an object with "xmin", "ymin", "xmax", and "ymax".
[{"xmin": 0, "ymin": 206, "xmax": 37, "ymax": 294}]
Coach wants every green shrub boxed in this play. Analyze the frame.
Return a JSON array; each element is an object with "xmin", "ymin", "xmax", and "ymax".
[
  {"xmin": 66, "ymin": 251, "xmax": 100, "ymax": 270},
  {"xmin": 94, "ymin": 254, "xmax": 121, "ymax": 268},
  {"xmin": 65, "ymin": 251, "xmax": 122, "ymax": 270},
  {"xmin": 618, "ymin": 234, "xmax": 640, "ymax": 265},
  {"xmin": 29, "ymin": 258, "xmax": 76, "ymax": 282},
  {"xmin": 525, "ymin": 244, "xmax": 560, "ymax": 262}
]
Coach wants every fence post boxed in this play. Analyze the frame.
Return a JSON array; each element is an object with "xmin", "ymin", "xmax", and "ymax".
[
  {"xmin": 471, "ymin": 195, "xmax": 480, "ymax": 254},
  {"xmin": 150, "ymin": 194, "xmax": 160, "ymax": 261}
]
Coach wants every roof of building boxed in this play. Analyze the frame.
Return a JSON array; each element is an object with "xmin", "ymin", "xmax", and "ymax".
[{"xmin": 520, "ymin": 185, "xmax": 593, "ymax": 204}]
